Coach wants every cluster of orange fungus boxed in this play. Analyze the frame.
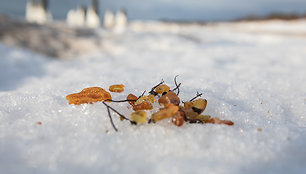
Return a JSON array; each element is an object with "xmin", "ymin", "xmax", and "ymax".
[
  {"xmin": 109, "ymin": 84, "xmax": 125, "ymax": 93},
  {"xmin": 66, "ymin": 87, "xmax": 111, "ymax": 105},
  {"xmin": 66, "ymin": 77, "xmax": 234, "ymax": 132}
]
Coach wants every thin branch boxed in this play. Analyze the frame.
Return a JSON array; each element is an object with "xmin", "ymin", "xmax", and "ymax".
[
  {"xmin": 106, "ymin": 106, "xmax": 118, "ymax": 131},
  {"xmin": 148, "ymin": 119, "xmax": 155, "ymax": 124},
  {"xmin": 171, "ymin": 83, "xmax": 181, "ymax": 91},
  {"xmin": 172, "ymin": 83, "xmax": 181, "ymax": 95},
  {"xmin": 189, "ymin": 92, "xmax": 203, "ymax": 102},
  {"xmin": 171, "ymin": 75, "xmax": 181, "ymax": 95},
  {"xmin": 149, "ymin": 79, "xmax": 164, "ymax": 96},
  {"xmin": 102, "ymin": 101, "xmax": 137, "ymax": 125},
  {"xmin": 188, "ymin": 119, "xmax": 204, "ymax": 124},
  {"xmin": 138, "ymin": 90, "xmax": 146, "ymax": 98},
  {"xmin": 104, "ymin": 99, "xmax": 137, "ymax": 103}
]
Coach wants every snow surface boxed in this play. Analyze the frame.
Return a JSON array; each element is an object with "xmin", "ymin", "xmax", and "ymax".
[{"xmin": 0, "ymin": 20, "xmax": 306, "ymax": 174}]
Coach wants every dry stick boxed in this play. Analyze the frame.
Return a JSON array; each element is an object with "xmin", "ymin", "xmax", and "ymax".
[
  {"xmin": 189, "ymin": 92, "xmax": 203, "ymax": 102},
  {"xmin": 138, "ymin": 90, "xmax": 146, "ymax": 98},
  {"xmin": 171, "ymin": 83, "xmax": 181, "ymax": 92},
  {"xmin": 171, "ymin": 75, "xmax": 181, "ymax": 95},
  {"xmin": 188, "ymin": 119, "xmax": 204, "ymax": 124},
  {"xmin": 105, "ymin": 99, "xmax": 137, "ymax": 103},
  {"xmin": 102, "ymin": 101, "xmax": 137, "ymax": 125},
  {"xmin": 106, "ymin": 106, "xmax": 118, "ymax": 132},
  {"xmin": 149, "ymin": 79, "xmax": 164, "ymax": 96}
]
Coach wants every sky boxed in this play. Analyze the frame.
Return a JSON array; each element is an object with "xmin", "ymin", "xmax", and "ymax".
[{"xmin": 0, "ymin": 0, "xmax": 306, "ymax": 21}]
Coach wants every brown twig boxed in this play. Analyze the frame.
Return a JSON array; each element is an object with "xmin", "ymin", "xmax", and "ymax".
[
  {"xmin": 189, "ymin": 92, "xmax": 203, "ymax": 102},
  {"xmin": 102, "ymin": 101, "xmax": 137, "ymax": 132},
  {"xmin": 105, "ymin": 99, "xmax": 137, "ymax": 103},
  {"xmin": 106, "ymin": 106, "xmax": 118, "ymax": 131},
  {"xmin": 138, "ymin": 90, "xmax": 146, "ymax": 98},
  {"xmin": 149, "ymin": 79, "xmax": 164, "ymax": 96},
  {"xmin": 171, "ymin": 75, "xmax": 181, "ymax": 95}
]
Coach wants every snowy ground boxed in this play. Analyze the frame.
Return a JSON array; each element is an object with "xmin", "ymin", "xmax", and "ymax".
[{"xmin": 0, "ymin": 20, "xmax": 306, "ymax": 174}]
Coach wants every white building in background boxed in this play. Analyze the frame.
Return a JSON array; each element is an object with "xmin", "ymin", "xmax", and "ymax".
[
  {"xmin": 86, "ymin": 0, "xmax": 100, "ymax": 28},
  {"xmin": 26, "ymin": 0, "xmax": 52, "ymax": 24},
  {"xmin": 66, "ymin": 0, "xmax": 100, "ymax": 28},
  {"xmin": 67, "ymin": 6, "xmax": 86, "ymax": 27},
  {"xmin": 65, "ymin": 0, "xmax": 128, "ymax": 30},
  {"xmin": 104, "ymin": 9, "xmax": 128, "ymax": 31},
  {"xmin": 103, "ymin": 10, "xmax": 115, "ymax": 29},
  {"xmin": 114, "ymin": 9, "xmax": 128, "ymax": 31}
]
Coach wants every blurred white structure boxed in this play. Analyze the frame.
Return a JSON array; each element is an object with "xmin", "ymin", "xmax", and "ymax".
[
  {"xmin": 26, "ymin": 0, "xmax": 52, "ymax": 24},
  {"xmin": 103, "ymin": 10, "xmax": 115, "ymax": 29},
  {"xmin": 67, "ymin": 6, "xmax": 86, "ymax": 27},
  {"xmin": 103, "ymin": 9, "xmax": 128, "ymax": 31},
  {"xmin": 67, "ymin": 0, "xmax": 100, "ymax": 28},
  {"xmin": 86, "ymin": 0, "xmax": 100, "ymax": 28},
  {"xmin": 114, "ymin": 9, "xmax": 128, "ymax": 31}
]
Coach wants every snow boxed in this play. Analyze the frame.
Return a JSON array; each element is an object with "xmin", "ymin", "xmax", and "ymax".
[{"xmin": 0, "ymin": 20, "xmax": 306, "ymax": 174}]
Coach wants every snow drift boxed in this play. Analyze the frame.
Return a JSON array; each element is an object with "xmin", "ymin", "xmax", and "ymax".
[{"xmin": 0, "ymin": 17, "xmax": 306, "ymax": 174}]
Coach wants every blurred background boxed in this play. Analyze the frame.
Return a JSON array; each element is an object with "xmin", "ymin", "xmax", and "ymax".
[
  {"xmin": 0, "ymin": 0, "xmax": 306, "ymax": 21},
  {"xmin": 0, "ymin": 0, "xmax": 306, "ymax": 58}
]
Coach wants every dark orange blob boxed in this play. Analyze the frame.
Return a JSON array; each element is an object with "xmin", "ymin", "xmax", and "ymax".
[{"xmin": 66, "ymin": 87, "xmax": 112, "ymax": 105}]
